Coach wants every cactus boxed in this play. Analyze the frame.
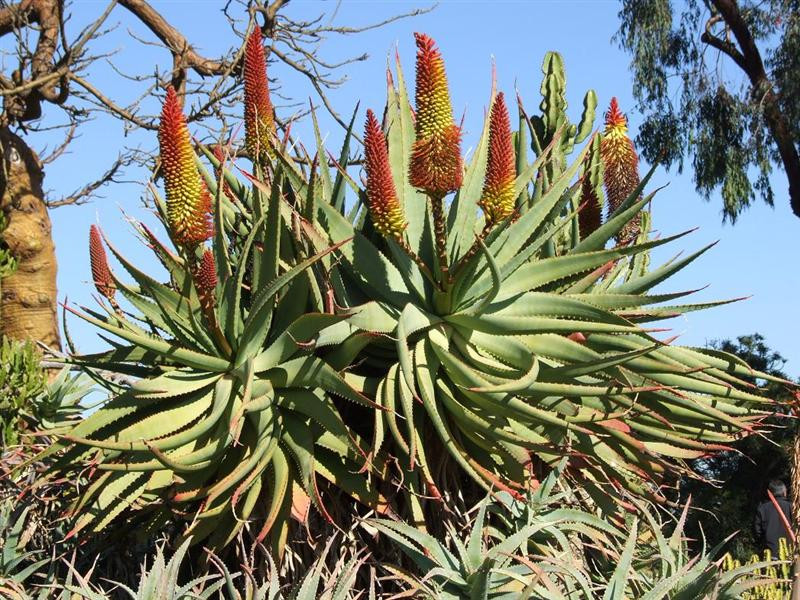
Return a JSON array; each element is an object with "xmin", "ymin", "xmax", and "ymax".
[{"xmin": 723, "ymin": 541, "xmax": 792, "ymax": 599}]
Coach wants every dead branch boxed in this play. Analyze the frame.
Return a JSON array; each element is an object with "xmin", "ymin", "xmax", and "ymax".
[
  {"xmin": 45, "ymin": 152, "xmax": 132, "ymax": 207},
  {"xmin": 0, "ymin": 0, "xmax": 430, "ymax": 209}
]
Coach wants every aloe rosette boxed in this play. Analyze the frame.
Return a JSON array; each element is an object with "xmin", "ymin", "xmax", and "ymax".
[
  {"xmin": 273, "ymin": 35, "xmax": 782, "ymax": 510},
  {"xmin": 37, "ymin": 81, "xmax": 388, "ymax": 553},
  {"xmin": 371, "ymin": 461, "xmax": 765, "ymax": 598}
]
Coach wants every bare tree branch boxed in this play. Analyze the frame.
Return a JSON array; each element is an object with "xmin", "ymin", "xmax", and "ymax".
[
  {"xmin": 45, "ymin": 152, "xmax": 132, "ymax": 207},
  {"xmin": 700, "ymin": 14, "xmax": 747, "ymax": 71}
]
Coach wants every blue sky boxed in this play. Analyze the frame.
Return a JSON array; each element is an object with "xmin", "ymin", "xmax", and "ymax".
[{"xmin": 40, "ymin": 1, "xmax": 799, "ymax": 377}]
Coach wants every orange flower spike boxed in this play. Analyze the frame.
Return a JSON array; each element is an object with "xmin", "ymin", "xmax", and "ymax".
[
  {"xmin": 364, "ymin": 109, "xmax": 407, "ymax": 240},
  {"xmin": 479, "ymin": 92, "xmax": 516, "ymax": 224},
  {"xmin": 158, "ymin": 86, "xmax": 213, "ymax": 247},
  {"xmin": 196, "ymin": 249, "xmax": 218, "ymax": 293},
  {"xmin": 244, "ymin": 29, "xmax": 275, "ymax": 163},
  {"xmin": 409, "ymin": 33, "xmax": 462, "ymax": 196},
  {"xmin": 89, "ymin": 225, "xmax": 115, "ymax": 300},
  {"xmin": 600, "ymin": 97, "xmax": 641, "ymax": 242}
]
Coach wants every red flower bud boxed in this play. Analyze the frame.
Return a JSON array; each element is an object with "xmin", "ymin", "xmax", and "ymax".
[
  {"xmin": 479, "ymin": 93, "xmax": 516, "ymax": 224},
  {"xmin": 89, "ymin": 225, "xmax": 115, "ymax": 299},
  {"xmin": 244, "ymin": 30, "xmax": 275, "ymax": 163}
]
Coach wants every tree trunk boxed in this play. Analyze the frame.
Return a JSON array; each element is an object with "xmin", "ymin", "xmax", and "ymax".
[{"xmin": 0, "ymin": 127, "xmax": 60, "ymax": 350}]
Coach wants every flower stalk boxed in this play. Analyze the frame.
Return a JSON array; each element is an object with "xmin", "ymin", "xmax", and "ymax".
[{"xmin": 409, "ymin": 33, "xmax": 463, "ymax": 286}]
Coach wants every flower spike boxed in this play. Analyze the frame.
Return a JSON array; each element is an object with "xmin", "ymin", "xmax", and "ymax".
[
  {"xmin": 244, "ymin": 29, "xmax": 275, "ymax": 164},
  {"xmin": 601, "ymin": 97, "xmax": 641, "ymax": 243},
  {"xmin": 579, "ymin": 136, "xmax": 604, "ymax": 239},
  {"xmin": 364, "ymin": 109, "xmax": 407, "ymax": 241},
  {"xmin": 479, "ymin": 92, "xmax": 516, "ymax": 225},
  {"xmin": 196, "ymin": 248, "xmax": 218, "ymax": 293},
  {"xmin": 158, "ymin": 86, "xmax": 213, "ymax": 247},
  {"xmin": 89, "ymin": 225, "xmax": 115, "ymax": 300},
  {"xmin": 409, "ymin": 33, "xmax": 462, "ymax": 196}
]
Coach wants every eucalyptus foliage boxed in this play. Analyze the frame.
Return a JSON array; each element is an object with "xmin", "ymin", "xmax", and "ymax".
[{"xmin": 616, "ymin": 0, "xmax": 800, "ymax": 221}]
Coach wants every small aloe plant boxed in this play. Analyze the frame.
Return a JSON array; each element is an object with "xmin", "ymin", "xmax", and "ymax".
[
  {"xmin": 371, "ymin": 464, "xmax": 776, "ymax": 599},
  {"xmin": 62, "ymin": 539, "xmax": 224, "ymax": 599},
  {"xmin": 368, "ymin": 461, "xmax": 615, "ymax": 598}
]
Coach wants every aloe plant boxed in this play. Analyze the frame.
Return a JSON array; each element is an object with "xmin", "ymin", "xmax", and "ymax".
[
  {"xmin": 369, "ymin": 461, "xmax": 614, "ymax": 598},
  {"xmin": 371, "ymin": 463, "xmax": 774, "ymax": 599},
  {"xmin": 35, "ymin": 30, "xmax": 388, "ymax": 554},
  {"xmin": 271, "ymin": 34, "xmax": 784, "ymax": 512},
  {"xmin": 0, "ymin": 339, "xmax": 45, "ymax": 446},
  {"xmin": 63, "ymin": 539, "xmax": 224, "ymax": 599},
  {"xmin": 31, "ymin": 28, "xmax": 791, "ymax": 562}
]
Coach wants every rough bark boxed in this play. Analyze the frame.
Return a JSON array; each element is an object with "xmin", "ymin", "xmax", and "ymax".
[{"xmin": 0, "ymin": 127, "xmax": 59, "ymax": 349}]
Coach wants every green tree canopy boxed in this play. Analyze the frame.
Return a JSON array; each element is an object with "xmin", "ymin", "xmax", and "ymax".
[
  {"xmin": 680, "ymin": 333, "xmax": 795, "ymax": 560},
  {"xmin": 616, "ymin": 0, "xmax": 800, "ymax": 222}
]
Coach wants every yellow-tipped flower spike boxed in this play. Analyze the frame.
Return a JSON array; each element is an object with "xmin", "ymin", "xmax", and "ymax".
[
  {"xmin": 409, "ymin": 33, "xmax": 462, "ymax": 196},
  {"xmin": 479, "ymin": 92, "xmax": 516, "ymax": 225},
  {"xmin": 244, "ymin": 29, "xmax": 275, "ymax": 163},
  {"xmin": 601, "ymin": 97, "xmax": 641, "ymax": 244},
  {"xmin": 158, "ymin": 87, "xmax": 213, "ymax": 247},
  {"xmin": 364, "ymin": 109, "xmax": 407, "ymax": 240}
]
